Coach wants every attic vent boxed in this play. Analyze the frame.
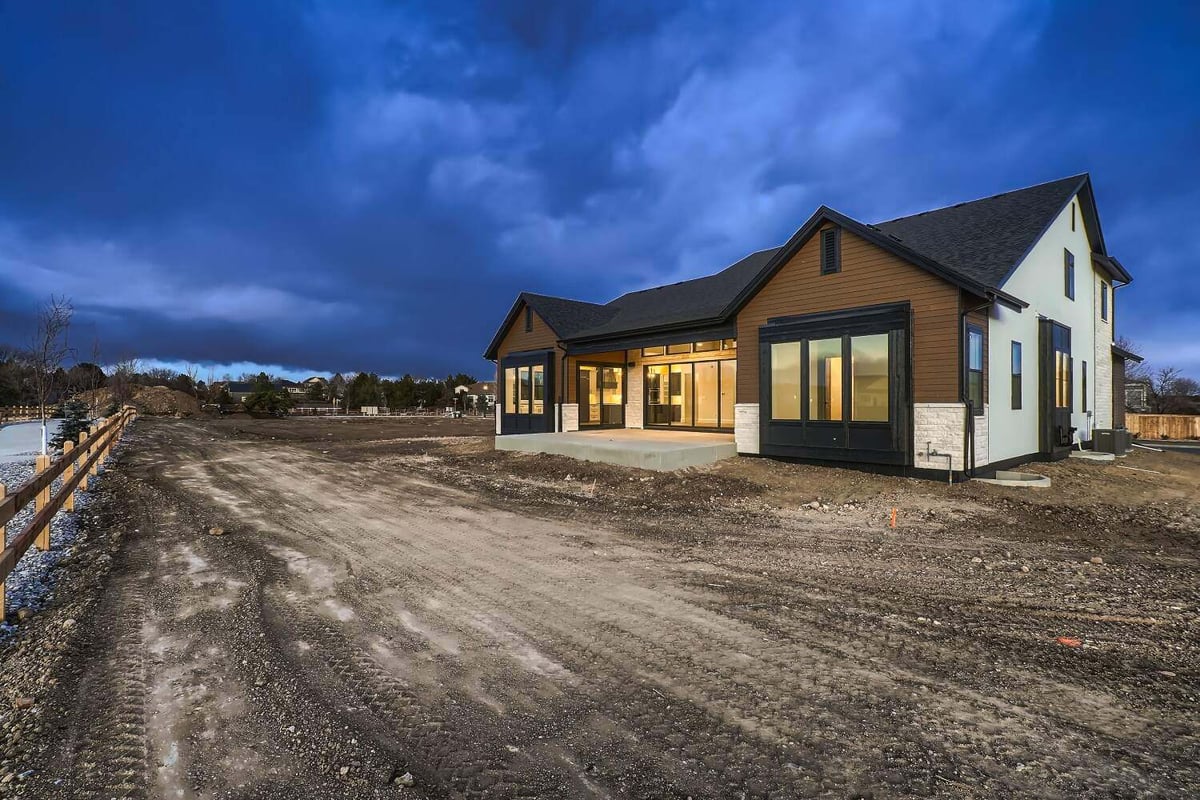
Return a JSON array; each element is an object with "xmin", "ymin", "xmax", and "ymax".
[{"xmin": 820, "ymin": 227, "xmax": 841, "ymax": 275}]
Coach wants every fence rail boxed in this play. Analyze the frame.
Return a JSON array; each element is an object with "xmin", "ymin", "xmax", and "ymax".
[
  {"xmin": 1126, "ymin": 413, "xmax": 1200, "ymax": 441},
  {"xmin": 0, "ymin": 406, "xmax": 41, "ymax": 424},
  {"xmin": 0, "ymin": 408, "xmax": 136, "ymax": 616}
]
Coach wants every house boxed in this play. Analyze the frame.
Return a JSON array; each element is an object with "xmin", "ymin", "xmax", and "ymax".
[
  {"xmin": 484, "ymin": 174, "xmax": 1137, "ymax": 477},
  {"xmin": 1124, "ymin": 378, "xmax": 1150, "ymax": 413},
  {"xmin": 464, "ymin": 381, "xmax": 496, "ymax": 411}
]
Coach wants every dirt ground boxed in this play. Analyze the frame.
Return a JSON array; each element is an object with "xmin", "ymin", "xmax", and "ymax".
[{"xmin": 1, "ymin": 415, "xmax": 1197, "ymax": 798}]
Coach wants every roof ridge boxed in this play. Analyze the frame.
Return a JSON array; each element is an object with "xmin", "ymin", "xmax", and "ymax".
[
  {"xmin": 521, "ymin": 291, "xmax": 606, "ymax": 309},
  {"xmin": 610, "ymin": 246, "xmax": 783, "ymax": 303},
  {"xmin": 875, "ymin": 173, "xmax": 1088, "ymax": 225}
]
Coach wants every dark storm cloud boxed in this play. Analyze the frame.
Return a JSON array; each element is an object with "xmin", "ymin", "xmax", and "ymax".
[{"xmin": 1, "ymin": 0, "xmax": 1198, "ymax": 378}]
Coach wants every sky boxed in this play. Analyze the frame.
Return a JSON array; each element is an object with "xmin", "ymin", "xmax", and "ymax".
[{"xmin": 1, "ymin": 0, "xmax": 1198, "ymax": 381}]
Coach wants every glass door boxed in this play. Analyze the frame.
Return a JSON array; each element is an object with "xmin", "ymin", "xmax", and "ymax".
[
  {"xmin": 643, "ymin": 360, "xmax": 735, "ymax": 429},
  {"xmin": 578, "ymin": 364, "xmax": 624, "ymax": 427}
]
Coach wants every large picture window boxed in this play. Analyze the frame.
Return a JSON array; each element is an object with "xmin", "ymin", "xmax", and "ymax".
[
  {"xmin": 770, "ymin": 342, "xmax": 802, "ymax": 420},
  {"xmin": 532, "ymin": 365, "xmax": 544, "ymax": 414},
  {"xmin": 850, "ymin": 334, "xmax": 889, "ymax": 422},
  {"xmin": 808, "ymin": 338, "xmax": 843, "ymax": 421},
  {"xmin": 505, "ymin": 368, "xmax": 517, "ymax": 414},
  {"xmin": 518, "ymin": 367, "xmax": 531, "ymax": 414}
]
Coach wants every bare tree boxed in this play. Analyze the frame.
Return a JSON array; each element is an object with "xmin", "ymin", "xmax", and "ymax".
[
  {"xmin": 28, "ymin": 296, "xmax": 74, "ymax": 454},
  {"xmin": 184, "ymin": 363, "xmax": 201, "ymax": 398},
  {"xmin": 1116, "ymin": 336, "xmax": 1150, "ymax": 382},
  {"xmin": 1149, "ymin": 366, "xmax": 1200, "ymax": 414},
  {"xmin": 108, "ymin": 355, "xmax": 141, "ymax": 410}
]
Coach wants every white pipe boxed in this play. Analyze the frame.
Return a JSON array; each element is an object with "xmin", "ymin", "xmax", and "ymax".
[{"xmin": 1132, "ymin": 442, "xmax": 1164, "ymax": 452}]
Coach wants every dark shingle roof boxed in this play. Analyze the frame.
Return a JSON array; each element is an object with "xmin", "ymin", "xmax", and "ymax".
[
  {"xmin": 872, "ymin": 174, "xmax": 1087, "ymax": 287},
  {"xmin": 521, "ymin": 293, "xmax": 614, "ymax": 339},
  {"xmin": 568, "ymin": 247, "xmax": 780, "ymax": 340}
]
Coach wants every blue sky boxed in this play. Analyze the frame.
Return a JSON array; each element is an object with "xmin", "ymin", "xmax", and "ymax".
[{"xmin": 1, "ymin": 1, "xmax": 1197, "ymax": 380}]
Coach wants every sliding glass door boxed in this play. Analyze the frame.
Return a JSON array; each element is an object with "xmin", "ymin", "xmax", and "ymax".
[
  {"xmin": 578, "ymin": 365, "xmax": 624, "ymax": 427},
  {"xmin": 644, "ymin": 359, "xmax": 735, "ymax": 430}
]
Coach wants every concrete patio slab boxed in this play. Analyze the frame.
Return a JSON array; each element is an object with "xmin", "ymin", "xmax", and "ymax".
[{"xmin": 494, "ymin": 429, "xmax": 737, "ymax": 471}]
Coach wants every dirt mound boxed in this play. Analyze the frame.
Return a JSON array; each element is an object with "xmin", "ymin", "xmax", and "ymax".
[
  {"xmin": 75, "ymin": 388, "xmax": 116, "ymax": 415},
  {"xmin": 130, "ymin": 386, "xmax": 201, "ymax": 416}
]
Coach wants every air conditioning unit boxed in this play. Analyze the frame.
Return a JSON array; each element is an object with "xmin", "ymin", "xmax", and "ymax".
[{"xmin": 1093, "ymin": 429, "xmax": 1132, "ymax": 454}]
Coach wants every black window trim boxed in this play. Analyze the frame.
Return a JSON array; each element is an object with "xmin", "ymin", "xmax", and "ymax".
[
  {"xmin": 1100, "ymin": 282, "xmax": 1109, "ymax": 321},
  {"xmin": 1064, "ymin": 249, "xmax": 1075, "ymax": 300},
  {"xmin": 1011, "ymin": 340, "xmax": 1022, "ymax": 410},
  {"xmin": 966, "ymin": 323, "xmax": 984, "ymax": 417},
  {"xmin": 820, "ymin": 227, "xmax": 841, "ymax": 275}
]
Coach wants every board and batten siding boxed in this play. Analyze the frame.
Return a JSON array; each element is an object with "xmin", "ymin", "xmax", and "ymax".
[
  {"xmin": 736, "ymin": 226, "xmax": 966, "ymax": 405},
  {"xmin": 493, "ymin": 302, "xmax": 565, "ymax": 402}
]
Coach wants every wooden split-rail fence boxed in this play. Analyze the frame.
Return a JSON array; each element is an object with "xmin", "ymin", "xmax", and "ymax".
[
  {"xmin": 0, "ymin": 406, "xmax": 41, "ymax": 425},
  {"xmin": 0, "ymin": 408, "xmax": 136, "ymax": 617}
]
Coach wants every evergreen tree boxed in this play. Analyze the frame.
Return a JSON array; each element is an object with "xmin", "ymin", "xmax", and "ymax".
[{"xmin": 51, "ymin": 398, "xmax": 93, "ymax": 448}]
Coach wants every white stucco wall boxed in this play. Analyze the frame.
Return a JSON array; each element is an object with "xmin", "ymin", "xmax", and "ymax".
[
  {"xmin": 734, "ymin": 403, "xmax": 760, "ymax": 454},
  {"xmin": 988, "ymin": 193, "xmax": 1106, "ymax": 463}
]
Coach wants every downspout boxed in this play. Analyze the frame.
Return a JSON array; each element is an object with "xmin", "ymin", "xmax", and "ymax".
[{"xmin": 960, "ymin": 299, "xmax": 992, "ymax": 480}]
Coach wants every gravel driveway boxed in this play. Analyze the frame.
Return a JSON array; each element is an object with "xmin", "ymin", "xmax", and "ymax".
[{"xmin": 1, "ymin": 417, "xmax": 1196, "ymax": 798}]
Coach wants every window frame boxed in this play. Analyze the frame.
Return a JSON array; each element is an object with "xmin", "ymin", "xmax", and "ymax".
[
  {"xmin": 820, "ymin": 227, "xmax": 841, "ymax": 275},
  {"xmin": 966, "ymin": 324, "xmax": 984, "ymax": 416},
  {"xmin": 1064, "ymin": 249, "xmax": 1075, "ymax": 300},
  {"xmin": 1082, "ymin": 360, "xmax": 1088, "ymax": 414},
  {"xmin": 1101, "ymin": 282, "xmax": 1109, "ymax": 321},
  {"xmin": 1011, "ymin": 340, "xmax": 1022, "ymax": 410}
]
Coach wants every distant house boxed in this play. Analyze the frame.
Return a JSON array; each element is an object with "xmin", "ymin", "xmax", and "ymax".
[
  {"xmin": 218, "ymin": 381, "xmax": 256, "ymax": 403},
  {"xmin": 464, "ymin": 381, "xmax": 496, "ymax": 411},
  {"xmin": 1125, "ymin": 379, "xmax": 1150, "ymax": 413}
]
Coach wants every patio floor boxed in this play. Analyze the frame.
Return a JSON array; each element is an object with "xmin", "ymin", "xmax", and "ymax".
[{"xmin": 494, "ymin": 428, "xmax": 738, "ymax": 471}]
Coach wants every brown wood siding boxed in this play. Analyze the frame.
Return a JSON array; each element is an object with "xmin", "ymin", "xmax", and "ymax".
[
  {"xmin": 494, "ymin": 302, "xmax": 565, "ymax": 403},
  {"xmin": 736, "ymin": 226, "xmax": 964, "ymax": 404},
  {"xmin": 1113, "ymin": 357, "xmax": 1126, "ymax": 428}
]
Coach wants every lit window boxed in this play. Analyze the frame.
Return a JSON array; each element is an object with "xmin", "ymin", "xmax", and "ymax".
[
  {"xmin": 808, "ymin": 338, "xmax": 843, "ymax": 421},
  {"xmin": 693, "ymin": 340, "xmax": 720, "ymax": 352},
  {"xmin": 850, "ymin": 334, "xmax": 888, "ymax": 421},
  {"xmin": 770, "ymin": 342, "xmax": 801, "ymax": 420},
  {"xmin": 666, "ymin": 343, "xmax": 692, "ymax": 355},
  {"xmin": 641, "ymin": 346, "xmax": 666, "ymax": 357}
]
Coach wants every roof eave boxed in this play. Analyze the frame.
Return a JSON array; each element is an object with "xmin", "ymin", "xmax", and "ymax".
[{"xmin": 1111, "ymin": 343, "xmax": 1144, "ymax": 363}]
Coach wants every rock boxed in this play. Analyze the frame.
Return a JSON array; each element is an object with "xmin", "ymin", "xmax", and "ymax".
[
  {"xmin": 970, "ymin": 557, "xmax": 983, "ymax": 564},
  {"xmin": 1157, "ymin": 670, "xmax": 1176, "ymax": 678},
  {"xmin": 803, "ymin": 501, "xmax": 821, "ymax": 510},
  {"xmin": 1089, "ymin": 556, "xmax": 1104, "ymax": 565},
  {"xmin": 62, "ymin": 618, "xmax": 76, "ymax": 629},
  {"xmin": 339, "ymin": 766, "xmax": 350, "ymax": 776},
  {"xmin": 394, "ymin": 772, "xmax": 415, "ymax": 787},
  {"xmin": 208, "ymin": 527, "xmax": 226, "ymax": 537},
  {"xmin": 12, "ymin": 698, "xmax": 34, "ymax": 710},
  {"xmin": 15, "ymin": 608, "xmax": 32, "ymax": 622},
  {"xmin": 1019, "ymin": 565, "xmax": 1031, "ymax": 573}
]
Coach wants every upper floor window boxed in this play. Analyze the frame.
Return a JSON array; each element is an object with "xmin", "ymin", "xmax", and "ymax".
[
  {"xmin": 820, "ymin": 228, "xmax": 841, "ymax": 275},
  {"xmin": 524, "ymin": 306, "xmax": 533, "ymax": 332},
  {"xmin": 1064, "ymin": 249, "xmax": 1075, "ymax": 300},
  {"xmin": 1071, "ymin": 201, "xmax": 1076, "ymax": 231},
  {"xmin": 1101, "ymin": 282, "xmax": 1109, "ymax": 321},
  {"xmin": 966, "ymin": 325, "xmax": 984, "ymax": 416}
]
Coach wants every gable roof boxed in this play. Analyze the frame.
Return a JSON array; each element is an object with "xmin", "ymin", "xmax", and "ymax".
[
  {"xmin": 873, "ymin": 174, "xmax": 1098, "ymax": 287},
  {"xmin": 486, "ymin": 174, "xmax": 1123, "ymax": 358}
]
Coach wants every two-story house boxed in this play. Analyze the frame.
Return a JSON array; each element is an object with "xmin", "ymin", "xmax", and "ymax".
[{"xmin": 484, "ymin": 174, "xmax": 1138, "ymax": 477}]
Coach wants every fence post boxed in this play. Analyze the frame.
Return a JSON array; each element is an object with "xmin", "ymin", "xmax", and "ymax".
[
  {"xmin": 63, "ymin": 440, "xmax": 76, "ymax": 512},
  {"xmin": 88, "ymin": 425, "xmax": 100, "ymax": 477},
  {"xmin": 0, "ymin": 482, "xmax": 5, "ymax": 620},
  {"xmin": 78, "ymin": 431, "xmax": 90, "ymax": 491},
  {"xmin": 35, "ymin": 454, "xmax": 51, "ymax": 551}
]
